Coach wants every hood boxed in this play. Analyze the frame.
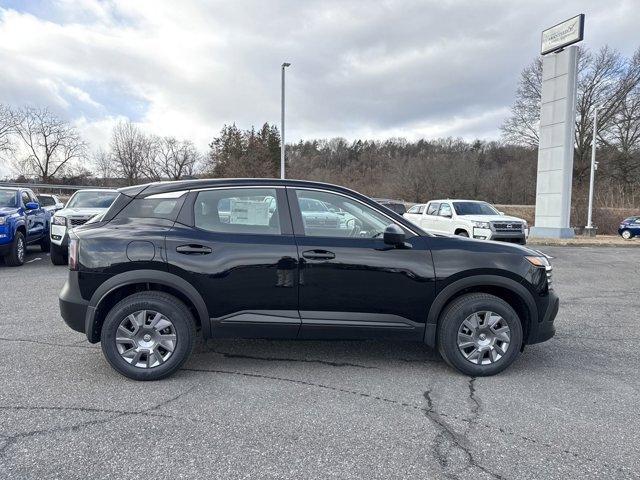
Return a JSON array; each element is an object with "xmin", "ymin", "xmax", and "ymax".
[
  {"xmin": 0, "ymin": 206, "xmax": 19, "ymax": 216},
  {"xmin": 458, "ymin": 214, "xmax": 526, "ymax": 223},
  {"xmin": 55, "ymin": 207, "xmax": 109, "ymax": 218}
]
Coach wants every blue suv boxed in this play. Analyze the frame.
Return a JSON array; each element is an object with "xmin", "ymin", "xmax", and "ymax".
[
  {"xmin": 0, "ymin": 187, "xmax": 51, "ymax": 266},
  {"xmin": 618, "ymin": 216, "xmax": 640, "ymax": 240}
]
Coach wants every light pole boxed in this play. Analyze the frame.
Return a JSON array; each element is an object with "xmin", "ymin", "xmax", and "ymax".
[
  {"xmin": 585, "ymin": 106, "xmax": 599, "ymax": 235},
  {"xmin": 280, "ymin": 62, "xmax": 291, "ymax": 179}
]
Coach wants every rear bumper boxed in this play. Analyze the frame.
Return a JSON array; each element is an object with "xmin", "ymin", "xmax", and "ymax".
[
  {"xmin": 526, "ymin": 290, "xmax": 559, "ymax": 344},
  {"xmin": 59, "ymin": 271, "xmax": 88, "ymax": 335}
]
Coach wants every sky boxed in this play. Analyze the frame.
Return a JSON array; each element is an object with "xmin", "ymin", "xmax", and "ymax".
[{"xmin": 0, "ymin": 0, "xmax": 638, "ymax": 176}]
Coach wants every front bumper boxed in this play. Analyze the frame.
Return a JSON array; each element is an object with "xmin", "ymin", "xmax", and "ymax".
[
  {"xmin": 50, "ymin": 224, "xmax": 68, "ymax": 246},
  {"xmin": 59, "ymin": 271, "xmax": 89, "ymax": 335},
  {"xmin": 526, "ymin": 290, "xmax": 559, "ymax": 344},
  {"xmin": 473, "ymin": 227, "xmax": 526, "ymax": 244}
]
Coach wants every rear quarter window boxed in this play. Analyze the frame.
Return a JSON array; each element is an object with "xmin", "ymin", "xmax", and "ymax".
[{"xmin": 115, "ymin": 195, "xmax": 186, "ymax": 221}]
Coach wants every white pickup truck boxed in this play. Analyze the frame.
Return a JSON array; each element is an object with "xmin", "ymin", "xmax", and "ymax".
[{"xmin": 404, "ymin": 199, "xmax": 528, "ymax": 245}]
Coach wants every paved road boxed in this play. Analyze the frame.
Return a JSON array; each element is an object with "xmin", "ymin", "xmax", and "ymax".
[{"xmin": 0, "ymin": 246, "xmax": 638, "ymax": 479}]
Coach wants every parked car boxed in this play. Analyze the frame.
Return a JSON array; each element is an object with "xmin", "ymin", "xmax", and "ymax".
[
  {"xmin": 618, "ymin": 216, "xmax": 640, "ymax": 239},
  {"xmin": 58, "ymin": 179, "xmax": 558, "ymax": 381},
  {"xmin": 0, "ymin": 187, "xmax": 50, "ymax": 266},
  {"xmin": 404, "ymin": 199, "xmax": 528, "ymax": 245},
  {"xmin": 50, "ymin": 189, "xmax": 118, "ymax": 265},
  {"xmin": 373, "ymin": 198, "xmax": 407, "ymax": 215},
  {"xmin": 37, "ymin": 194, "xmax": 65, "ymax": 213}
]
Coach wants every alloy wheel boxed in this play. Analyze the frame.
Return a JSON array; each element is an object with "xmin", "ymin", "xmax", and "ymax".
[
  {"xmin": 115, "ymin": 310, "xmax": 177, "ymax": 368},
  {"xmin": 457, "ymin": 311, "xmax": 511, "ymax": 365},
  {"xmin": 17, "ymin": 237, "xmax": 25, "ymax": 263},
  {"xmin": 622, "ymin": 230, "xmax": 632, "ymax": 239}
]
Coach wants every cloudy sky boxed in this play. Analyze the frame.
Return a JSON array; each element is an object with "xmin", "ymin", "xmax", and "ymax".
[{"xmin": 0, "ymin": 0, "xmax": 637, "ymax": 173}]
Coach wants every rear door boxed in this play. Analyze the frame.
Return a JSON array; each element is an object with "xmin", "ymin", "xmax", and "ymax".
[{"xmin": 165, "ymin": 186, "xmax": 300, "ymax": 339}]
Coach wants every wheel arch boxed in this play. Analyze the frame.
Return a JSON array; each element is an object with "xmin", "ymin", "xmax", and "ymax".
[
  {"xmin": 454, "ymin": 227, "xmax": 470, "ymax": 236},
  {"xmin": 85, "ymin": 270, "xmax": 209, "ymax": 343},
  {"xmin": 424, "ymin": 274, "xmax": 538, "ymax": 348}
]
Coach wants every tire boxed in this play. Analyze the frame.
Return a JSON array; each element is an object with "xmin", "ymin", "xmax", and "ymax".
[
  {"xmin": 437, "ymin": 293, "xmax": 523, "ymax": 376},
  {"xmin": 621, "ymin": 230, "xmax": 633, "ymax": 240},
  {"xmin": 4, "ymin": 232, "xmax": 26, "ymax": 267},
  {"xmin": 50, "ymin": 243, "xmax": 68, "ymax": 265},
  {"xmin": 456, "ymin": 230, "xmax": 469, "ymax": 238},
  {"xmin": 100, "ymin": 291, "xmax": 196, "ymax": 381},
  {"xmin": 40, "ymin": 231, "xmax": 51, "ymax": 252}
]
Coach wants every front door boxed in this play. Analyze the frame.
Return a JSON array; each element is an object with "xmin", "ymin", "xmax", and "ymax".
[
  {"xmin": 165, "ymin": 186, "xmax": 300, "ymax": 339},
  {"xmin": 288, "ymin": 187, "xmax": 436, "ymax": 340}
]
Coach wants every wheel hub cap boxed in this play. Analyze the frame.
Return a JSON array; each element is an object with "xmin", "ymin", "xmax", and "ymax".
[
  {"xmin": 457, "ymin": 311, "xmax": 511, "ymax": 365},
  {"xmin": 115, "ymin": 310, "xmax": 177, "ymax": 369}
]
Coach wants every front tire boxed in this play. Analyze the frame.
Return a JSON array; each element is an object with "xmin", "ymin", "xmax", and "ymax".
[
  {"xmin": 456, "ymin": 230, "xmax": 469, "ymax": 238},
  {"xmin": 5, "ymin": 232, "xmax": 26, "ymax": 267},
  {"xmin": 50, "ymin": 243, "xmax": 67, "ymax": 265},
  {"xmin": 438, "ymin": 293, "xmax": 523, "ymax": 376},
  {"xmin": 39, "ymin": 231, "xmax": 51, "ymax": 252},
  {"xmin": 621, "ymin": 230, "xmax": 633, "ymax": 240},
  {"xmin": 101, "ymin": 292, "xmax": 196, "ymax": 381}
]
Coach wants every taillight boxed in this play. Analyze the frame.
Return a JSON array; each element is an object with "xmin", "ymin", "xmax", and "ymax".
[{"xmin": 68, "ymin": 237, "xmax": 79, "ymax": 271}]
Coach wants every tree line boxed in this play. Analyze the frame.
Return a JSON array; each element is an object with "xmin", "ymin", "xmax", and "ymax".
[{"xmin": 0, "ymin": 44, "xmax": 639, "ymax": 215}]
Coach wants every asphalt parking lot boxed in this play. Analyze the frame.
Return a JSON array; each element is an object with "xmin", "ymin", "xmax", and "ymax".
[{"xmin": 1, "ymin": 245, "xmax": 639, "ymax": 479}]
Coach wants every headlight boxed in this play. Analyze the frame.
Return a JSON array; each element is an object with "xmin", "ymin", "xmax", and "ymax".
[
  {"xmin": 0, "ymin": 217, "xmax": 5, "ymax": 225},
  {"xmin": 472, "ymin": 221, "xmax": 491, "ymax": 229},
  {"xmin": 52, "ymin": 216, "xmax": 67, "ymax": 226}
]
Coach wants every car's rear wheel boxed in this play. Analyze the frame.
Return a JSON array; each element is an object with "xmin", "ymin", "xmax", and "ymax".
[
  {"xmin": 5, "ymin": 232, "xmax": 26, "ymax": 267},
  {"xmin": 50, "ymin": 243, "xmax": 68, "ymax": 265},
  {"xmin": 101, "ymin": 292, "xmax": 196, "ymax": 381},
  {"xmin": 621, "ymin": 230, "xmax": 633, "ymax": 240},
  {"xmin": 438, "ymin": 293, "xmax": 523, "ymax": 376}
]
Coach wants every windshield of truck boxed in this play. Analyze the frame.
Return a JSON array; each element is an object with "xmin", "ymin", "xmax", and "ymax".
[
  {"xmin": 0, "ymin": 190, "xmax": 18, "ymax": 208},
  {"xmin": 453, "ymin": 201, "xmax": 499, "ymax": 216}
]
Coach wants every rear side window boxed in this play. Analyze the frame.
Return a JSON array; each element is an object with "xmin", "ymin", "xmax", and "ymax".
[
  {"xmin": 194, "ymin": 188, "xmax": 281, "ymax": 235},
  {"xmin": 39, "ymin": 196, "xmax": 55, "ymax": 206},
  {"xmin": 426, "ymin": 202, "xmax": 440, "ymax": 215},
  {"xmin": 116, "ymin": 195, "xmax": 185, "ymax": 221}
]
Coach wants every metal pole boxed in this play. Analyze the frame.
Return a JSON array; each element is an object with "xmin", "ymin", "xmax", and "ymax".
[
  {"xmin": 586, "ymin": 107, "xmax": 598, "ymax": 229},
  {"xmin": 280, "ymin": 62, "xmax": 290, "ymax": 179}
]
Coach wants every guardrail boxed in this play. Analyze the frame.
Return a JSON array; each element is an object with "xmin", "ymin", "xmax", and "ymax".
[{"xmin": 0, "ymin": 182, "xmax": 115, "ymax": 193}]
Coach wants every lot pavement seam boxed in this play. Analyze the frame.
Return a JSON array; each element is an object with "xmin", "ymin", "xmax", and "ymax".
[{"xmin": 0, "ymin": 337, "xmax": 98, "ymax": 350}]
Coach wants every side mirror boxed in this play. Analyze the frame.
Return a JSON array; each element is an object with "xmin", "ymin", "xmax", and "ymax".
[
  {"xmin": 498, "ymin": 211, "xmax": 505, "ymax": 215},
  {"xmin": 383, "ymin": 224, "xmax": 405, "ymax": 247},
  {"xmin": 25, "ymin": 202, "xmax": 39, "ymax": 210},
  {"xmin": 441, "ymin": 212, "xmax": 452, "ymax": 218}
]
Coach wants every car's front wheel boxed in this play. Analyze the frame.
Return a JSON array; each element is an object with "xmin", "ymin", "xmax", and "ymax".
[
  {"xmin": 4, "ymin": 232, "xmax": 26, "ymax": 267},
  {"xmin": 438, "ymin": 293, "xmax": 523, "ymax": 376},
  {"xmin": 101, "ymin": 292, "xmax": 196, "ymax": 381},
  {"xmin": 50, "ymin": 243, "xmax": 67, "ymax": 265},
  {"xmin": 621, "ymin": 230, "xmax": 633, "ymax": 240}
]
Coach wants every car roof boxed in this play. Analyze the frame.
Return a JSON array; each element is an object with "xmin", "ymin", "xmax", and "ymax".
[
  {"xmin": 429, "ymin": 199, "xmax": 486, "ymax": 203},
  {"xmin": 120, "ymin": 178, "xmax": 369, "ymax": 199}
]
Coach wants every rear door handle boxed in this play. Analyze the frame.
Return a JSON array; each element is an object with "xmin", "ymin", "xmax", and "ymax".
[
  {"xmin": 176, "ymin": 244, "xmax": 212, "ymax": 255},
  {"xmin": 302, "ymin": 249, "xmax": 335, "ymax": 260}
]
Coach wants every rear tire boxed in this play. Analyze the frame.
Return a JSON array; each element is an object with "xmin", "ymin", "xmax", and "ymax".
[
  {"xmin": 4, "ymin": 232, "xmax": 26, "ymax": 267},
  {"xmin": 50, "ymin": 243, "xmax": 67, "ymax": 265},
  {"xmin": 438, "ymin": 293, "xmax": 523, "ymax": 376},
  {"xmin": 100, "ymin": 292, "xmax": 196, "ymax": 381}
]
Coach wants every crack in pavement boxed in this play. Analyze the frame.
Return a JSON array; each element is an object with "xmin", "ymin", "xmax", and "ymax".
[
  {"xmin": 198, "ymin": 347, "xmax": 377, "ymax": 369},
  {"xmin": 0, "ymin": 387, "xmax": 196, "ymax": 458},
  {"xmin": 0, "ymin": 405, "xmax": 173, "ymax": 419},
  {"xmin": 181, "ymin": 366, "xmax": 631, "ymax": 476},
  {"xmin": 0, "ymin": 337, "xmax": 98, "ymax": 350}
]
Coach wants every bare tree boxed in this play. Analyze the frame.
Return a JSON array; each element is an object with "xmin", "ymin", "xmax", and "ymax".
[
  {"xmin": 0, "ymin": 104, "xmax": 17, "ymax": 155},
  {"xmin": 500, "ymin": 58, "xmax": 542, "ymax": 147},
  {"xmin": 12, "ymin": 107, "xmax": 86, "ymax": 182},
  {"xmin": 156, "ymin": 137, "xmax": 200, "ymax": 180},
  {"xmin": 110, "ymin": 120, "xmax": 155, "ymax": 185}
]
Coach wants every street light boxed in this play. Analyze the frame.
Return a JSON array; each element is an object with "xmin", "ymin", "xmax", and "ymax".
[
  {"xmin": 281, "ymin": 62, "xmax": 291, "ymax": 179},
  {"xmin": 585, "ymin": 106, "xmax": 600, "ymax": 235}
]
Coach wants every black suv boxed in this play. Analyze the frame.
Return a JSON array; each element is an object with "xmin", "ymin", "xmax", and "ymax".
[{"xmin": 59, "ymin": 179, "xmax": 558, "ymax": 380}]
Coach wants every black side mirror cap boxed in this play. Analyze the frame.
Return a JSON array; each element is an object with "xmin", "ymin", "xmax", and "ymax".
[{"xmin": 383, "ymin": 224, "xmax": 408, "ymax": 247}]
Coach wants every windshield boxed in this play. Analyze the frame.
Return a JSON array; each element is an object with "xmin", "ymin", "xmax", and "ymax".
[
  {"xmin": 39, "ymin": 196, "xmax": 55, "ymax": 206},
  {"xmin": 453, "ymin": 201, "xmax": 499, "ymax": 216},
  {"xmin": 66, "ymin": 191, "xmax": 118, "ymax": 209},
  {"xmin": 0, "ymin": 190, "xmax": 18, "ymax": 208}
]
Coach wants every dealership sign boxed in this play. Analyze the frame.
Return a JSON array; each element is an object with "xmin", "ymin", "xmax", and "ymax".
[{"xmin": 541, "ymin": 14, "xmax": 584, "ymax": 55}]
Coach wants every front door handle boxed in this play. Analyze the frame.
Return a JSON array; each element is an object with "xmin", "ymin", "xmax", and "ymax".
[
  {"xmin": 302, "ymin": 249, "xmax": 335, "ymax": 260},
  {"xmin": 176, "ymin": 244, "xmax": 212, "ymax": 255}
]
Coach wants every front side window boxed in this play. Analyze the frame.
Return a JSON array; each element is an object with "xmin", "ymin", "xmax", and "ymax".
[
  {"xmin": 439, "ymin": 203, "xmax": 452, "ymax": 217},
  {"xmin": 407, "ymin": 204, "xmax": 422, "ymax": 214},
  {"xmin": 195, "ymin": 188, "xmax": 281, "ymax": 235},
  {"xmin": 21, "ymin": 192, "xmax": 30, "ymax": 207},
  {"xmin": 294, "ymin": 189, "xmax": 394, "ymax": 238},
  {"xmin": 39, "ymin": 195, "xmax": 55, "ymax": 207},
  {"xmin": 67, "ymin": 191, "xmax": 118, "ymax": 209}
]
